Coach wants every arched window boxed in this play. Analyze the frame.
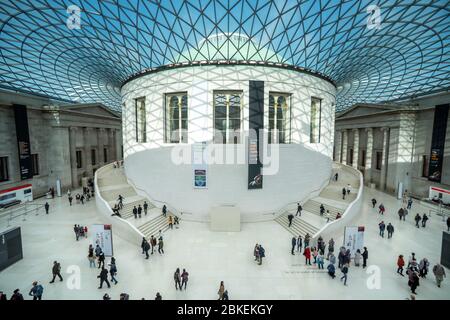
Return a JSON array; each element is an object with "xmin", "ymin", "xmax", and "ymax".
[
  {"xmin": 165, "ymin": 93, "xmax": 188, "ymax": 143},
  {"xmin": 269, "ymin": 93, "xmax": 291, "ymax": 144}
]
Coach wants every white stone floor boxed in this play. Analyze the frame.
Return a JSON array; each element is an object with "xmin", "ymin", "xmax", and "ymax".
[{"xmin": 0, "ymin": 186, "xmax": 449, "ymax": 300}]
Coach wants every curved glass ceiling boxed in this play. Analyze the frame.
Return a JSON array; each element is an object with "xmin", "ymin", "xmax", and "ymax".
[{"xmin": 0, "ymin": 0, "xmax": 449, "ymax": 112}]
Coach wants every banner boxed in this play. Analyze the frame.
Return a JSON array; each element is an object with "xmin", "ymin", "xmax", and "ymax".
[
  {"xmin": 343, "ymin": 226, "xmax": 365, "ymax": 258},
  {"xmin": 192, "ymin": 142, "xmax": 207, "ymax": 188},
  {"xmin": 248, "ymin": 80, "xmax": 264, "ymax": 190},
  {"xmin": 428, "ymin": 104, "xmax": 449, "ymax": 182},
  {"xmin": 92, "ymin": 224, "xmax": 113, "ymax": 256},
  {"xmin": 13, "ymin": 104, "xmax": 33, "ymax": 180}
]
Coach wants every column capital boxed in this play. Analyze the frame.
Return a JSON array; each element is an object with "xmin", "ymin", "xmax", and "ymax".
[
  {"xmin": 365, "ymin": 127, "xmax": 373, "ymax": 133},
  {"xmin": 69, "ymin": 126, "xmax": 78, "ymax": 131},
  {"xmin": 381, "ymin": 127, "xmax": 390, "ymax": 132}
]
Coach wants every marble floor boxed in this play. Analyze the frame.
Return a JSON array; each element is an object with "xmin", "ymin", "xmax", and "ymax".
[{"xmin": 0, "ymin": 186, "xmax": 449, "ymax": 300}]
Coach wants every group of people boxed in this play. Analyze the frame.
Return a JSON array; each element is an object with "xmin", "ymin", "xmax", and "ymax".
[
  {"xmin": 378, "ymin": 221, "xmax": 395, "ymax": 238},
  {"xmin": 253, "ymin": 243, "xmax": 266, "ymax": 265},
  {"xmin": 113, "ymin": 160, "xmax": 123, "ymax": 169},
  {"xmin": 68, "ymin": 186, "xmax": 94, "ymax": 206},
  {"xmin": 141, "ymin": 235, "xmax": 165, "ymax": 259},
  {"xmin": 73, "ymin": 224, "xmax": 88, "ymax": 241},
  {"xmin": 87, "ymin": 244, "xmax": 118, "ymax": 289},
  {"xmin": 341, "ymin": 184, "xmax": 352, "ymax": 200}
]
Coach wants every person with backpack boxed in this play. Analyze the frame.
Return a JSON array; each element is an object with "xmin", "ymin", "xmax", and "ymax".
[
  {"xmin": 174, "ymin": 268, "xmax": 182, "ymax": 290},
  {"xmin": 97, "ymin": 267, "xmax": 110, "ymax": 289},
  {"xmin": 287, "ymin": 213, "xmax": 294, "ymax": 227},
  {"xmin": 29, "ymin": 281, "xmax": 44, "ymax": 300},
  {"xmin": 258, "ymin": 244, "xmax": 265, "ymax": 265},
  {"xmin": 340, "ymin": 263, "xmax": 349, "ymax": 286},
  {"xmin": 50, "ymin": 261, "xmax": 63, "ymax": 283}
]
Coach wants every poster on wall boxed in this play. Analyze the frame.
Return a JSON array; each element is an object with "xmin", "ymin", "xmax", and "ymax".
[
  {"xmin": 92, "ymin": 224, "xmax": 113, "ymax": 257},
  {"xmin": 192, "ymin": 142, "xmax": 207, "ymax": 189},
  {"xmin": 428, "ymin": 148, "xmax": 442, "ymax": 182},
  {"xmin": 13, "ymin": 104, "xmax": 33, "ymax": 180},
  {"xmin": 343, "ymin": 226, "xmax": 365, "ymax": 258}
]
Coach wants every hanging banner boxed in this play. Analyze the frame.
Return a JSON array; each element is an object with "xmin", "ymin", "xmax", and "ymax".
[
  {"xmin": 343, "ymin": 226, "xmax": 365, "ymax": 258},
  {"xmin": 13, "ymin": 104, "xmax": 33, "ymax": 180},
  {"xmin": 192, "ymin": 142, "xmax": 207, "ymax": 188},
  {"xmin": 92, "ymin": 224, "xmax": 113, "ymax": 256},
  {"xmin": 248, "ymin": 80, "xmax": 264, "ymax": 190},
  {"xmin": 428, "ymin": 104, "xmax": 449, "ymax": 182}
]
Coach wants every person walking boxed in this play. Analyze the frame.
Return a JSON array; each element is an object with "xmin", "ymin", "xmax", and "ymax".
[
  {"xmin": 304, "ymin": 233, "xmax": 310, "ymax": 247},
  {"xmin": 304, "ymin": 246, "xmax": 311, "ymax": 265},
  {"xmin": 168, "ymin": 215, "xmax": 174, "ymax": 229},
  {"xmin": 109, "ymin": 257, "xmax": 118, "ymax": 285},
  {"xmin": 258, "ymin": 244, "xmax": 265, "ymax": 265},
  {"xmin": 414, "ymin": 214, "xmax": 421, "ymax": 228},
  {"xmin": 319, "ymin": 204, "xmax": 325, "ymax": 217},
  {"xmin": 80, "ymin": 194, "xmax": 84, "ymax": 205},
  {"xmin": 387, "ymin": 223, "xmax": 394, "ymax": 239},
  {"xmin": 403, "ymin": 207, "xmax": 408, "ymax": 220},
  {"xmin": 340, "ymin": 263, "xmax": 349, "ymax": 286},
  {"xmin": 398, "ymin": 208, "xmax": 404, "ymax": 221},
  {"xmin": 97, "ymin": 267, "xmax": 110, "ymax": 289},
  {"xmin": 296, "ymin": 235, "xmax": 303, "ymax": 253},
  {"xmin": 162, "ymin": 204, "xmax": 167, "ymax": 217},
  {"xmin": 174, "ymin": 268, "xmax": 182, "ymax": 290},
  {"xmin": 158, "ymin": 237, "xmax": 164, "ymax": 254},
  {"xmin": 421, "ymin": 214, "xmax": 428, "ymax": 228},
  {"xmin": 84, "ymin": 226, "xmax": 88, "ymax": 238},
  {"xmin": 354, "ymin": 249, "xmax": 362, "ymax": 267},
  {"xmin": 407, "ymin": 198, "xmax": 413, "ymax": 210},
  {"xmin": 44, "ymin": 202, "xmax": 49, "ymax": 214},
  {"xmin": 329, "ymin": 252, "xmax": 336, "ymax": 266},
  {"xmin": 141, "ymin": 237, "xmax": 146, "ymax": 254},
  {"xmin": 287, "ymin": 213, "xmax": 294, "ymax": 227},
  {"xmin": 346, "ymin": 184, "xmax": 351, "ymax": 195},
  {"xmin": 327, "ymin": 238, "xmax": 335, "ymax": 260},
  {"xmin": 155, "ymin": 292, "xmax": 162, "ymax": 300},
  {"xmin": 379, "ymin": 221, "xmax": 386, "ymax": 238},
  {"xmin": 98, "ymin": 251, "xmax": 105, "ymax": 269},
  {"xmin": 133, "ymin": 206, "xmax": 138, "ymax": 219},
  {"xmin": 338, "ymin": 247, "xmax": 345, "ymax": 268},
  {"xmin": 432, "ymin": 263, "xmax": 446, "ymax": 288},
  {"xmin": 10, "ymin": 289, "xmax": 24, "ymax": 301},
  {"xmin": 397, "ymin": 255, "xmax": 405, "ymax": 276},
  {"xmin": 312, "ymin": 247, "xmax": 318, "ymax": 264},
  {"xmin": 378, "ymin": 204, "xmax": 385, "ymax": 215},
  {"xmin": 143, "ymin": 239, "xmax": 150, "ymax": 259},
  {"xmin": 217, "ymin": 281, "xmax": 225, "ymax": 300},
  {"xmin": 74, "ymin": 224, "xmax": 79, "ymax": 241},
  {"xmin": 371, "ymin": 198, "xmax": 377, "ymax": 208},
  {"xmin": 95, "ymin": 244, "xmax": 102, "ymax": 258},
  {"xmin": 138, "ymin": 205, "xmax": 142, "ymax": 218},
  {"xmin": 29, "ymin": 281, "xmax": 44, "ymax": 300},
  {"xmin": 68, "ymin": 195, "xmax": 73, "ymax": 206},
  {"xmin": 291, "ymin": 237, "xmax": 296, "ymax": 255},
  {"xmin": 49, "ymin": 261, "xmax": 63, "ymax": 283},
  {"xmin": 362, "ymin": 247, "xmax": 368, "ymax": 268},
  {"xmin": 419, "ymin": 258, "xmax": 429, "ymax": 278},
  {"xmin": 181, "ymin": 269, "xmax": 189, "ymax": 290},
  {"xmin": 317, "ymin": 253, "xmax": 324, "ymax": 269},
  {"xmin": 88, "ymin": 245, "xmax": 96, "ymax": 268},
  {"xmin": 334, "ymin": 173, "xmax": 339, "ymax": 181},
  {"xmin": 296, "ymin": 203, "xmax": 302, "ymax": 216},
  {"xmin": 253, "ymin": 243, "xmax": 260, "ymax": 262},
  {"xmin": 143, "ymin": 201, "xmax": 148, "ymax": 215},
  {"xmin": 150, "ymin": 235, "xmax": 157, "ymax": 254},
  {"xmin": 408, "ymin": 268, "xmax": 419, "ymax": 294},
  {"xmin": 342, "ymin": 187, "xmax": 346, "ymax": 200},
  {"xmin": 118, "ymin": 195, "xmax": 124, "ymax": 209},
  {"xmin": 327, "ymin": 263, "xmax": 336, "ymax": 279}
]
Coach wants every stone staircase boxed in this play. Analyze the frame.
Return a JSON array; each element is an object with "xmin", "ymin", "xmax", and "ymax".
[
  {"xmin": 138, "ymin": 213, "xmax": 176, "ymax": 239},
  {"xmin": 275, "ymin": 214, "xmax": 318, "ymax": 237},
  {"xmin": 303, "ymin": 199, "xmax": 342, "ymax": 221}
]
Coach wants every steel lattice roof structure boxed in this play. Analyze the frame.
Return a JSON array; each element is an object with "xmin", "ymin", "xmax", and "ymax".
[{"xmin": 0, "ymin": 0, "xmax": 449, "ymax": 112}]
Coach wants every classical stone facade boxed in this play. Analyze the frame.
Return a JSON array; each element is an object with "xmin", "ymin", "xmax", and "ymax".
[
  {"xmin": 334, "ymin": 92, "xmax": 450, "ymax": 198},
  {"xmin": 0, "ymin": 90, "xmax": 122, "ymax": 197}
]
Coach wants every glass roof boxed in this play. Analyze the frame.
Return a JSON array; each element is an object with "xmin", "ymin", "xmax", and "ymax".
[{"xmin": 0, "ymin": 0, "xmax": 449, "ymax": 112}]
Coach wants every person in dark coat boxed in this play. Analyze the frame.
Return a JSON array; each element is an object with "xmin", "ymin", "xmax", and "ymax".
[
  {"xmin": 296, "ymin": 203, "xmax": 302, "ymax": 216},
  {"xmin": 387, "ymin": 223, "xmax": 394, "ymax": 239},
  {"xmin": 133, "ymin": 206, "xmax": 138, "ymax": 219},
  {"xmin": 414, "ymin": 214, "xmax": 421, "ymax": 228},
  {"xmin": 291, "ymin": 237, "xmax": 297, "ymax": 255},
  {"xmin": 174, "ymin": 268, "xmax": 182, "ymax": 290},
  {"xmin": 319, "ymin": 204, "xmax": 325, "ymax": 216},
  {"xmin": 287, "ymin": 213, "xmax": 294, "ymax": 227},
  {"xmin": 150, "ymin": 235, "xmax": 157, "ymax": 254},
  {"xmin": 143, "ymin": 201, "xmax": 148, "ymax": 215},
  {"xmin": 158, "ymin": 237, "xmax": 164, "ymax": 254},
  {"xmin": 379, "ymin": 221, "xmax": 386, "ymax": 237},
  {"xmin": 371, "ymin": 198, "xmax": 377, "ymax": 208},
  {"xmin": 141, "ymin": 237, "xmax": 147, "ymax": 254},
  {"xmin": 98, "ymin": 267, "xmax": 110, "ymax": 289},
  {"xmin": 0, "ymin": 291, "xmax": 7, "ymax": 300},
  {"xmin": 10, "ymin": 289, "xmax": 24, "ymax": 300},
  {"xmin": 155, "ymin": 292, "xmax": 162, "ymax": 300},
  {"xmin": 447, "ymin": 216, "xmax": 450, "ymax": 232},
  {"xmin": 362, "ymin": 247, "xmax": 368, "ymax": 268},
  {"xmin": 74, "ymin": 224, "xmax": 79, "ymax": 241},
  {"xmin": 258, "ymin": 245, "xmax": 265, "ymax": 265},
  {"xmin": 98, "ymin": 251, "xmax": 105, "ymax": 269},
  {"xmin": 398, "ymin": 208, "xmax": 404, "ymax": 221},
  {"xmin": 421, "ymin": 214, "xmax": 429, "ymax": 228},
  {"xmin": 50, "ymin": 261, "xmax": 63, "ymax": 283},
  {"xmin": 143, "ymin": 240, "xmax": 150, "ymax": 259},
  {"xmin": 342, "ymin": 187, "xmax": 346, "ymax": 200},
  {"xmin": 327, "ymin": 263, "xmax": 336, "ymax": 279},
  {"xmin": 408, "ymin": 268, "xmax": 419, "ymax": 294},
  {"xmin": 44, "ymin": 202, "xmax": 49, "ymax": 214},
  {"xmin": 162, "ymin": 204, "xmax": 167, "ymax": 217},
  {"xmin": 138, "ymin": 205, "xmax": 142, "ymax": 218}
]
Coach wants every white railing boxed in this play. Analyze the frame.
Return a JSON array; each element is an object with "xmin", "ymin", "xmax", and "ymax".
[
  {"xmin": 312, "ymin": 162, "xmax": 364, "ymax": 240},
  {"xmin": 95, "ymin": 163, "xmax": 145, "ymax": 246}
]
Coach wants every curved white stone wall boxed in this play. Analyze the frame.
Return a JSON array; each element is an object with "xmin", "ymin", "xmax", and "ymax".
[{"xmin": 121, "ymin": 65, "xmax": 336, "ymax": 220}]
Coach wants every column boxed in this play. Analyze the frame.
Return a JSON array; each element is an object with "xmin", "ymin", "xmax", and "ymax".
[
  {"xmin": 352, "ymin": 128, "xmax": 359, "ymax": 170},
  {"xmin": 379, "ymin": 127, "xmax": 390, "ymax": 191},
  {"xmin": 97, "ymin": 128, "xmax": 105, "ymax": 164},
  {"xmin": 83, "ymin": 127, "xmax": 93, "ymax": 176},
  {"xmin": 334, "ymin": 130, "xmax": 342, "ymax": 162},
  {"xmin": 365, "ymin": 128, "xmax": 373, "ymax": 185},
  {"xmin": 69, "ymin": 127, "xmax": 78, "ymax": 188},
  {"xmin": 341, "ymin": 130, "xmax": 348, "ymax": 164},
  {"xmin": 108, "ymin": 128, "xmax": 117, "ymax": 162}
]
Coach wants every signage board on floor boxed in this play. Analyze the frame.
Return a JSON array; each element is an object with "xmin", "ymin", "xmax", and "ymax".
[
  {"xmin": 343, "ymin": 226, "xmax": 364, "ymax": 258},
  {"xmin": 92, "ymin": 224, "xmax": 113, "ymax": 256}
]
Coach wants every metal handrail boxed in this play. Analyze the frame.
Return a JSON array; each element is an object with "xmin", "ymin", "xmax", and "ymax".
[{"xmin": 0, "ymin": 202, "xmax": 44, "ymax": 228}]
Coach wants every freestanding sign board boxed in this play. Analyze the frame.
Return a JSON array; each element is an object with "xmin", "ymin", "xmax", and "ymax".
[
  {"xmin": 344, "ymin": 226, "xmax": 365, "ymax": 258},
  {"xmin": 92, "ymin": 224, "xmax": 113, "ymax": 256}
]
